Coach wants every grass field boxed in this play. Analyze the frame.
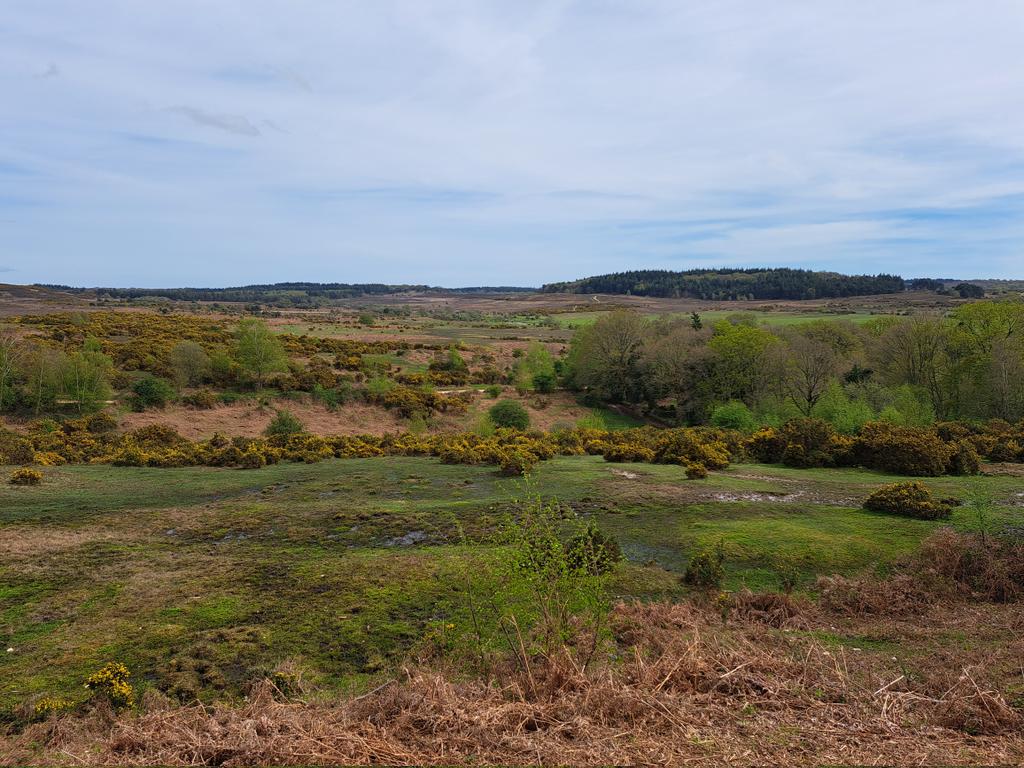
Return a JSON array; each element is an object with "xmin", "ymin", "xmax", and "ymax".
[
  {"xmin": 3, "ymin": 455, "xmax": 1021, "ymax": 713},
  {"xmin": 550, "ymin": 309, "xmax": 877, "ymax": 328}
]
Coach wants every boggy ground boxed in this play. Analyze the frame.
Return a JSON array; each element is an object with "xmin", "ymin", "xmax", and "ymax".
[{"xmin": 2, "ymin": 456, "xmax": 1022, "ymax": 719}]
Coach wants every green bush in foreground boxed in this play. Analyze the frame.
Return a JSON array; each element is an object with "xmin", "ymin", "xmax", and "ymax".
[{"xmin": 684, "ymin": 542, "xmax": 725, "ymax": 590}]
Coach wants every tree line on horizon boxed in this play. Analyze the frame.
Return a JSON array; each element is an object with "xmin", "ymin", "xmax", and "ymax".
[
  {"xmin": 35, "ymin": 267, "xmax": 995, "ymax": 306},
  {"xmin": 542, "ymin": 267, "xmax": 906, "ymax": 300}
]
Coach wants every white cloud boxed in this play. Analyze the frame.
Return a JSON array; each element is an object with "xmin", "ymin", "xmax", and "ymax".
[{"xmin": 1, "ymin": 0, "xmax": 1023, "ymax": 285}]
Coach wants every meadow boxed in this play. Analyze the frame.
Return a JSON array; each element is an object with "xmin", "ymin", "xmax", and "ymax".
[{"xmin": 3, "ymin": 454, "xmax": 1021, "ymax": 713}]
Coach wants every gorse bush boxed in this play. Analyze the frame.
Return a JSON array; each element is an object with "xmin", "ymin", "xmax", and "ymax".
[
  {"xmin": 852, "ymin": 422, "xmax": 952, "ymax": 476},
  {"xmin": 84, "ymin": 662, "xmax": 134, "ymax": 710},
  {"xmin": 4, "ymin": 416, "xmax": 1023, "ymax": 477},
  {"xmin": 683, "ymin": 541, "xmax": 725, "ymax": 590},
  {"xmin": 863, "ymin": 481, "xmax": 953, "ymax": 520},
  {"xmin": 181, "ymin": 389, "xmax": 219, "ymax": 409},
  {"xmin": 9, "ymin": 467, "xmax": 43, "ymax": 485},
  {"xmin": 31, "ymin": 696, "xmax": 75, "ymax": 721}
]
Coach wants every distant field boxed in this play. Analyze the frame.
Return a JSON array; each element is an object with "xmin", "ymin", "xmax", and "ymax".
[
  {"xmin": 551, "ymin": 309, "xmax": 879, "ymax": 328},
  {"xmin": 3, "ymin": 455, "xmax": 1020, "ymax": 711}
]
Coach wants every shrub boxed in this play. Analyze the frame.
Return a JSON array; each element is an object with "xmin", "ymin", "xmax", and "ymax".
[
  {"xmin": 312, "ymin": 382, "xmax": 353, "ymax": 410},
  {"xmin": 683, "ymin": 542, "xmax": 725, "ymax": 590},
  {"xmin": 853, "ymin": 423, "xmax": 952, "ymax": 476},
  {"xmin": 531, "ymin": 371, "xmax": 557, "ymax": 393},
  {"xmin": 484, "ymin": 384, "xmax": 501, "ymax": 398},
  {"xmin": 85, "ymin": 412, "xmax": 118, "ymax": 433},
  {"xmin": 863, "ymin": 481, "xmax": 952, "ymax": 520},
  {"xmin": 489, "ymin": 399, "xmax": 530, "ymax": 431},
  {"xmin": 264, "ymin": 410, "xmax": 304, "ymax": 437},
  {"xmin": 498, "ymin": 449, "xmax": 536, "ymax": 476},
  {"xmin": 32, "ymin": 696, "xmax": 75, "ymax": 721},
  {"xmin": 948, "ymin": 440, "xmax": 981, "ymax": 476},
  {"xmin": 779, "ymin": 418, "xmax": 838, "ymax": 468},
  {"xmin": 130, "ymin": 375, "xmax": 175, "ymax": 410},
  {"xmin": 182, "ymin": 389, "xmax": 219, "ymax": 409},
  {"xmin": 9, "ymin": 467, "xmax": 43, "ymax": 485},
  {"xmin": 745, "ymin": 427, "xmax": 786, "ymax": 463},
  {"xmin": 602, "ymin": 443, "xmax": 655, "ymax": 463},
  {"xmin": 565, "ymin": 524, "xmax": 623, "ymax": 575},
  {"xmin": 84, "ymin": 662, "xmax": 134, "ymax": 709},
  {"xmin": 710, "ymin": 400, "xmax": 757, "ymax": 432},
  {"xmin": 685, "ymin": 462, "xmax": 708, "ymax": 479}
]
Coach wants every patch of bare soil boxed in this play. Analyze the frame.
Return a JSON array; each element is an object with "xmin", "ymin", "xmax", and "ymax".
[
  {"xmin": 119, "ymin": 400, "xmax": 413, "ymax": 440},
  {"xmin": 983, "ymin": 463, "xmax": 1024, "ymax": 477},
  {"xmin": 7, "ymin": 599, "xmax": 1023, "ymax": 766}
]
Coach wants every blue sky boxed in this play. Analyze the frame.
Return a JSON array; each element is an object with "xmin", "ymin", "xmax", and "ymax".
[{"xmin": 2, "ymin": 1, "xmax": 1023, "ymax": 287}]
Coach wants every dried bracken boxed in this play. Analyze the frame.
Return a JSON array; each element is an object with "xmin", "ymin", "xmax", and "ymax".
[{"xmin": 5, "ymin": 599, "xmax": 1023, "ymax": 767}]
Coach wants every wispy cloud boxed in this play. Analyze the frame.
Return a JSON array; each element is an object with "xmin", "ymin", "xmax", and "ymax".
[{"xmin": 166, "ymin": 107, "xmax": 261, "ymax": 137}]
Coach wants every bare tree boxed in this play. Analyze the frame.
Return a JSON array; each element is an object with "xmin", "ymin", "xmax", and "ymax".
[{"xmin": 781, "ymin": 332, "xmax": 839, "ymax": 415}]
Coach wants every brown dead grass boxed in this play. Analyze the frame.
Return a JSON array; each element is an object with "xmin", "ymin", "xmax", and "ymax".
[
  {"xmin": 6, "ymin": 598, "xmax": 1023, "ymax": 766},
  {"xmin": 119, "ymin": 400, "xmax": 414, "ymax": 440}
]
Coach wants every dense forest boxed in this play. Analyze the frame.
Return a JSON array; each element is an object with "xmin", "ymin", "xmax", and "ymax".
[{"xmin": 542, "ymin": 268, "xmax": 905, "ymax": 299}]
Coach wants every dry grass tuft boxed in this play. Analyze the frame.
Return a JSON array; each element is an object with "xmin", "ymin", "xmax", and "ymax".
[{"xmin": 5, "ymin": 598, "xmax": 1024, "ymax": 766}]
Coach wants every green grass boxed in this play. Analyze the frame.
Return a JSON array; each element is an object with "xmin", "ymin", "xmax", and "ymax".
[{"xmin": 2, "ymin": 455, "xmax": 1021, "ymax": 712}]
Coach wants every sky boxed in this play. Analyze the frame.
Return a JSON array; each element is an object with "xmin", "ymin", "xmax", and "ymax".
[{"xmin": 2, "ymin": 1, "xmax": 1024, "ymax": 288}]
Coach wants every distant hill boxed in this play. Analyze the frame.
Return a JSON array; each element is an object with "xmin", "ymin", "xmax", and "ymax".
[
  {"xmin": 541, "ymin": 268, "xmax": 905, "ymax": 300},
  {"xmin": 36, "ymin": 282, "xmax": 536, "ymax": 307}
]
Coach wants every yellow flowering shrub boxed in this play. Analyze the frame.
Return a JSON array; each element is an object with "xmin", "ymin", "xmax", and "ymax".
[
  {"xmin": 9, "ymin": 467, "xmax": 43, "ymax": 485},
  {"xmin": 84, "ymin": 662, "xmax": 134, "ymax": 709},
  {"xmin": 32, "ymin": 696, "xmax": 76, "ymax": 720}
]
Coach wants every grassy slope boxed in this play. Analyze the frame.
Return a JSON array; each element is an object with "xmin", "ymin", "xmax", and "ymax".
[{"xmin": 2, "ymin": 456, "xmax": 1021, "ymax": 711}]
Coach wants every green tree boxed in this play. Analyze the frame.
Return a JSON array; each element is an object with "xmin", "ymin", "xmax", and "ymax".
[
  {"xmin": 705, "ymin": 321, "xmax": 778, "ymax": 405},
  {"xmin": 234, "ymin": 318, "xmax": 288, "ymax": 388},
  {"xmin": 514, "ymin": 342, "xmax": 556, "ymax": 392},
  {"xmin": 0, "ymin": 332, "xmax": 23, "ymax": 411},
  {"xmin": 169, "ymin": 341, "xmax": 211, "ymax": 388},
  {"xmin": 566, "ymin": 311, "xmax": 649, "ymax": 403},
  {"xmin": 58, "ymin": 347, "xmax": 113, "ymax": 413},
  {"xmin": 22, "ymin": 344, "xmax": 63, "ymax": 414}
]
